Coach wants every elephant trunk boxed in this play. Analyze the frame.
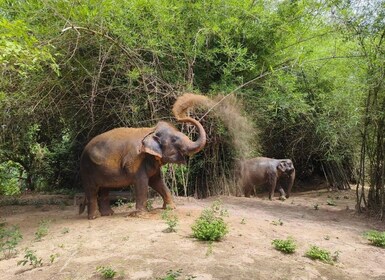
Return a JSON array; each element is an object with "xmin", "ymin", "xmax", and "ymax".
[{"xmin": 178, "ymin": 117, "xmax": 206, "ymax": 156}]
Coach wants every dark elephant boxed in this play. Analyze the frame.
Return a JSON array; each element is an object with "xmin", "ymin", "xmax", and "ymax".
[
  {"xmin": 239, "ymin": 157, "xmax": 295, "ymax": 200},
  {"xmin": 79, "ymin": 94, "xmax": 208, "ymax": 219}
]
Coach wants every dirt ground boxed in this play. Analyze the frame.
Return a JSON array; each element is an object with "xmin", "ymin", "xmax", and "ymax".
[{"xmin": 1, "ymin": 188, "xmax": 385, "ymax": 280}]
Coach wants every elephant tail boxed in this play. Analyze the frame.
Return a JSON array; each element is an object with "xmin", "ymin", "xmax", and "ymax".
[{"xmin": 79, "ymin": 196, "xmax": 87, "ymax": 215}]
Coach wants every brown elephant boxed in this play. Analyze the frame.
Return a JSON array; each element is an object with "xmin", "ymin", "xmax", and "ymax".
[
  {"xmin": 239, "ymin": 157, "xmax": 295, "ymax": 200},
  {"xmin": 79, "ymin": 94, "xmax": 209, "ymax": 219}
]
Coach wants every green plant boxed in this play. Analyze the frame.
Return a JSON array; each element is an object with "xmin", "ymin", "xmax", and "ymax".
[
  {"xmin": 159, "ymin": 269, "xmax": 181, "ymax": 280},
  {"xmin": 364, "ymin": 230, "xmax": 385, "ymax": 248},
  {"xmin": 49, "ymin": 253, "xmax": 58, "ymax": 263},
  {"xmin": 305, "ymin": 246, "xmax": 335, "ymax": 264},
  {"xmin": 96, "ymin": 265, "xmax": 117, "ymax": 279},
  {"xmin": 271, "ymin": 219, "xmax": 283, "ymax": 226},
  {"xmin": 206, "ymin": 241, "xmax": 214, "ymax": 256},
  {"xmin": 326, "ymin": 199, "xmax": 336, "ymax": 206},
  {"xmin": 272, "ymin": 237, "xmax": 296, "ymax": 254},
  {"xmin": 240, "ymin": 218, "xmax": 246, "ymax": 224},
  {"xmin": 161, "ymin": 206, "xmax": 179, "ymax": 233},
  {"xmin": 191, "ymin": 201, "xmax": 229, "ymax": 241},
  {"xmin": 61, "ymin": 227, "xmax": 69, "ymax": 234},
  {"xmin": 114, "ymin": 198, "xmax": 125, "ymax": 207},
  {"xmin": 146, "ymin": 199, "xmax": 154, "ymax": 211},
  {"xmin": 34, "ymin": 219, "xmax": 50, "ymax": 241},
  {"xmin": 0, "ymin": 224, "xmax": 23, "ymax": 259},
  {"xmin": 17, "ymin": 249, "xmax": 43, "ymax": 268}
]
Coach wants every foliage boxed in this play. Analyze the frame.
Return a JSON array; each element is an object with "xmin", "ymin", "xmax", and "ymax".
[
  {"xmin": 161, "ymin": 206, "xmax": 179, "ymax": 233},
  {"xmin": 34, "ymin": 219, "xmax": 50, "ymax": 241},
  {"xmin": 146, "ymin": 199, "xmax": 154, "ymax": 211},
  {"xmin": 17, "ymin": 249, "xmax": 43, "ymax": 268},
  {"xmin": 0, "ymin": 0, "xmax": 381, "ymax": 208},
  {"xmin": 305, "ymin": 245, "xmax": 335, "ymax": 264},
  {"xmin": 272, "ymin": 237, "xmax": 296, "ymax": 254},
  {"xmin": 0, "ymin": 161, "xmax": 22, "ymax": 195},
  {"xmin": 96, "ymin": 266, "xmax": 117, "ymax": 279},
  {"xmin": 191, "ymin": 200, "xmax": 228, "ymax": 241},
  {"xmin": 157, "ymin": 269, "xmax": 182, "ymax": 280},
  {"xmin": 333, "ymin": 0, "xmax": 385, "ymax": 217},
  {"xmin": 0, "ymin": 224, "xmax": 23, "ymax": 259},
  {"xmin": 157, "ymin": 269, "xmax": 196, "ymax": 280},
  {"xmin": 364, "ymin": 230, "xmax": 385, "ymax": 248}
]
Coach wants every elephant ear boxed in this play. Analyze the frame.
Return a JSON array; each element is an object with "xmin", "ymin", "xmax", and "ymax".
[
  {"xmin": 140, "ymin": 133, "xmax": 163, "ymax": 159},
  {"xmin": 277, "ymin": 161, "xmax": 286, "ymax": 172}
]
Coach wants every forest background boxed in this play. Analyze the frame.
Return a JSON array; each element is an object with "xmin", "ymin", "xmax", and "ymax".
[{"xmin": 1, "ymin": 0, "xmax": 384, "ymax": 218}]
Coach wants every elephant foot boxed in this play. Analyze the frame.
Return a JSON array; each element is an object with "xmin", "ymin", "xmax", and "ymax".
[
  {"xmin": 88, "ymin": 214, "xmax": 98, "ymax": 220},
  {"xmin": 163, "ymin": 202, "xmax": 176, "ymax": 210},
  {"xmin": 126, "ymin": 209, "xmax": 148, "ymax": 218},
  {"xmin": 100, "ymin": 208, "xmax": 114, "ymax": 216}
]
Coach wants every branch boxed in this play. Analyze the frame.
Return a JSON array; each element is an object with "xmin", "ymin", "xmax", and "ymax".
[{"xmin": 61, "ymin": 25, "xmax": 141, "ymax": 63}]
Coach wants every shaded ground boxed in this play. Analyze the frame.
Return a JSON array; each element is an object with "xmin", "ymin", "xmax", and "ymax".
[{"xmin": 1, "ymin": 189, "xmax": 385, "ymax": 280}]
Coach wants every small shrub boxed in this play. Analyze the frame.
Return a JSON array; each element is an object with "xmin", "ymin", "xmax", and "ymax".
[
  {"xmin": 34, "ymin": 219, "xmax": 50, "ymax": 241},
  {"xmin": 49, "ymin": 253, "xmax": 59, "ymax": 264},
  {"xmin": 146, "ymin": 199, "xmax": 154, "ymax": 211},
  {"xmin": 364, "ymin": 230, "xmax": 385, "ymax": 248},
  {"xmin": 157, "ymin": 269, "xmax": 195, "ymax": 280},
  {"xmin": 326, "ymin": 199, "xmax": 336, "ymax": 206},
  {"xmin": 97, "ymin": 265, "xmax": 117, "ymax": 279},
  {"xmin": 191, "ymin": 201, "xmax": 229, "ymax": 241},
  {"xmin": 17, "ymin": 249, "xmax": 43, "ymax": 268},
  {"xmin": 114, "ymin": 198, "xmax": 125, "ymax": 207},
  {"xmin": 271, "ymin": 219, "xmax": 283, "ymax": 226},
  {"xmin": 161, "ymin": 206, "xmax": 179, "ymax": 233},
  {"xmin": 305, "ymin": 245, "xmax": 334, "ymax": 264},
  {"xmin": 205, "ymin": 241, "xmax": 214, "ymax": 256},
  {"xmin": 0, "ymin": 224, "xmax": 23, "ymax": 259},
  {"xmin": 272, "ymin": 238, "xmax": 296, "ymax": 254}
]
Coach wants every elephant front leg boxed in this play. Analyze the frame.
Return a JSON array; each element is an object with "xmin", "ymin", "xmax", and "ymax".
[
  {"xmin": 277, "ymin": 186, "xmax": 287, "ymax": 201},
  {"xmin": 286, "ymin": 170, "xmax": 295, "ymax": 199},
  {"xmin": 149, "ymin": 173, "xmax": 175, "ymax": 209},
  {"xmin": 134, "ymin": 177, "xmax": 149, "ymax": 212},
  {"xmin": 98, "ymin": 188, "xmax": 114, "ymax": 216}
]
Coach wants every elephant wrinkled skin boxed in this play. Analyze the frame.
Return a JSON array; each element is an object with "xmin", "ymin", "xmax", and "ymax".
[
  {"xmin": 239, "ymin": 157, "xmax": 295, "ymax": 200},
  {"xmin": 79, "ymin": 95, "xmax": 207, "ymax": 219}
]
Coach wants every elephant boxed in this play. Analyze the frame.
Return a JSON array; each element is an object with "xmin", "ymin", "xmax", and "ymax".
[
  {"xmin": 79, "ymin": 94, "xmax": 208, "ymax": 219},
  {"xmin": 239, "ymin": 157, "xmax": 295, "ymax": 200}
]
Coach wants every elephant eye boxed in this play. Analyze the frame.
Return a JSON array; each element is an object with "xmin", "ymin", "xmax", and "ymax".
[{"xmin": 171, "ymin": 136, "xmax": 178, "ymax": 143}]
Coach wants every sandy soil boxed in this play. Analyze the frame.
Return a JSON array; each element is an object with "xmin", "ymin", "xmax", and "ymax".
[{"xmin": 1, "ymin": 189, "xmax": 385, "ymax": 280}]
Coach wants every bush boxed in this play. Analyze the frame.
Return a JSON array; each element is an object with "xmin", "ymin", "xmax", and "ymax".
[
  {"xmin": 96, "ymin": 266, "xmax": 117, "ymax": 279},
  {"xmin": 191, "ymin": 201, "xmax": 229, "ymax": 241},
  {"xmin": 305, "ymin": 245, "xmax": 334, "ymax": 264},
  {"xmin": 17, "ymin": 249, "xmax": 43, "ymax": 268},
  {"xmin": 161, "ymin": 206, "xmax": 179, "ymax": 233},
  {"xmin": 272, "ymin": 237, "xmax": 296, "ymax": 254},
  {"xmin": 364, "ymin": 230, "xmax": 385, "ymax": 248},
  {"xmin": 0, "ymin": 224, "xmax": 23, "ymax": 259},
  {"xmin": 0, "ymin": 161, "xmax": 23, "ymax": 196}
]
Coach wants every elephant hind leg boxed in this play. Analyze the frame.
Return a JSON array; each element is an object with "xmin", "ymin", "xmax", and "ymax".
[
  {"xmin": 243, "ymin": 183, "xmax": 253, "ymax": 198},
  {"xmin": 85, "ymin": 187, "xmax": 98, "ymax": 220},
  {"xmin": 98, "ymin": 188, "xmax": 114, "ymax": 216}
]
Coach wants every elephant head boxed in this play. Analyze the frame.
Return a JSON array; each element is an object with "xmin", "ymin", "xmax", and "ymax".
[
  {"xmin": 277, "ymin": 159, "xmax": 295, "ymax": 176},
  {"xmin": 141, "ymin": 117, "xmax": 206, "ymax": 164}
]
